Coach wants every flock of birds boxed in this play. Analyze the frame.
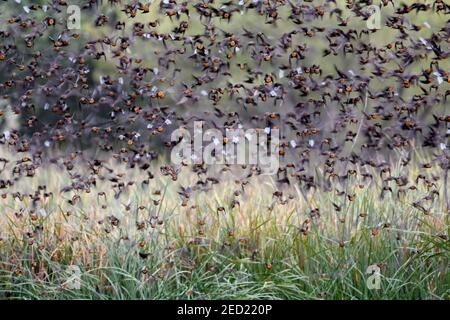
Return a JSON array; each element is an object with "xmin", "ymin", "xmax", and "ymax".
[{"xmin": 0, "ymin": 0, "xmax": 449, "ymax": 219}]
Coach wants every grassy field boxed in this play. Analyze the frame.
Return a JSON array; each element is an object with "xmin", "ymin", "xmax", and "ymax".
[{"xmin": 0, "ymin": 149, "xmax": 448, "ymax": 300}]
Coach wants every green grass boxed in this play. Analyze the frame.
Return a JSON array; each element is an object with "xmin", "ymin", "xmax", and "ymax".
[
  {"xmin": 0, "ymin": 226, "xmax": 448, "ymax": 299},
  {"xmin": 0, "ymin": 154, "xmax": 448, "ymax": 299}
]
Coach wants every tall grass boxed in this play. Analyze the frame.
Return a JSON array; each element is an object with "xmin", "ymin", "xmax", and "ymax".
[{"xmin": 0, "ymin": 152, "xmax": 448, "ymax": 299}]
